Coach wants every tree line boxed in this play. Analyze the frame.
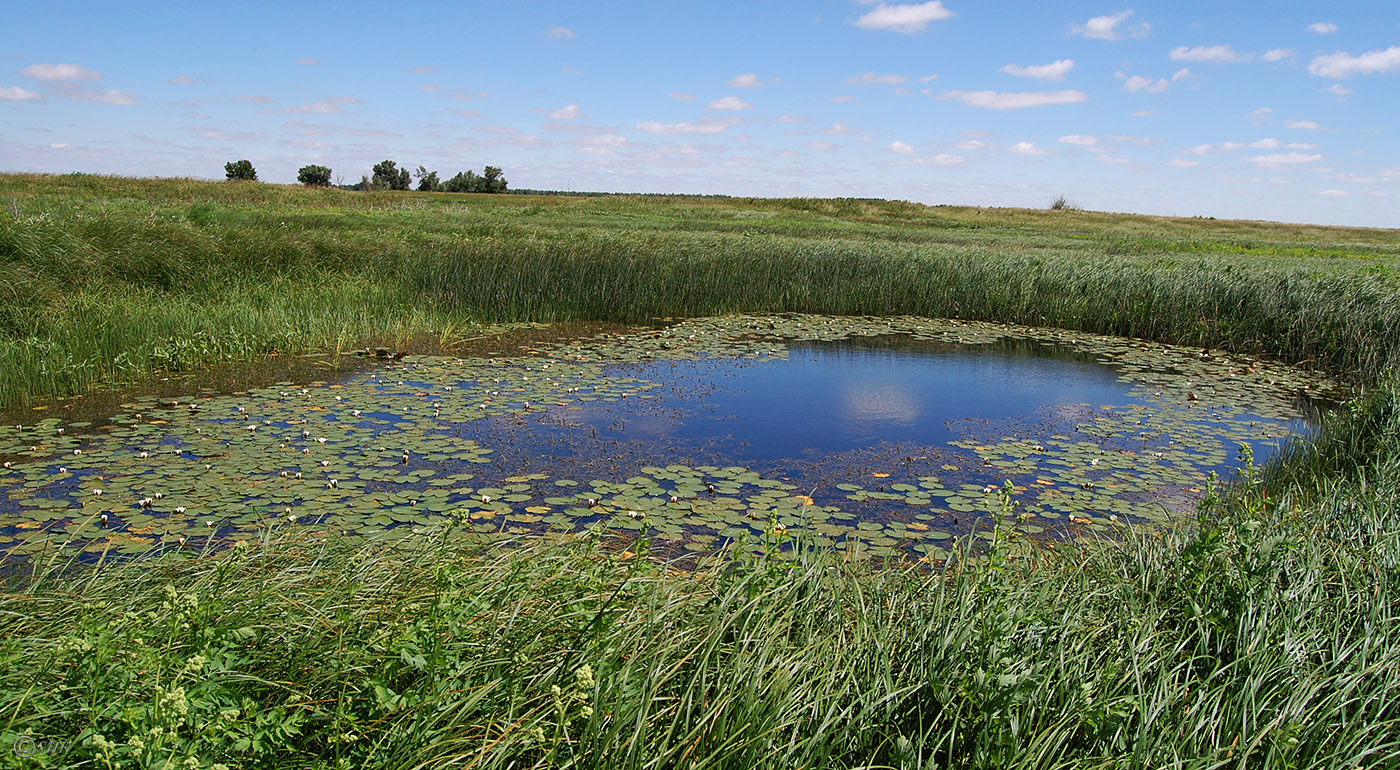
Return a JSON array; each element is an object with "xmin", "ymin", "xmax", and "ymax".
[{"xmin": 224, "ymin": 159, "xmax": 507, "ymax": 193}]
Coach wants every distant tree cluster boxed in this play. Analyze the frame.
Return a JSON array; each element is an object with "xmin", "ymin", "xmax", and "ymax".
[{"xmin": 223, "ymin": 159, "xmax": 508, "ymax": 194}]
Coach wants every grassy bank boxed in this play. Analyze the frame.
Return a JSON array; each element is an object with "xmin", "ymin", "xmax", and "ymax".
[
  {"xmin": 3, "ymin": 173, "xmax": 1400, "ymax": 768},
  {"xmin": 3, "ymin": 172, "xmax": 1399, "ymax": 408}
]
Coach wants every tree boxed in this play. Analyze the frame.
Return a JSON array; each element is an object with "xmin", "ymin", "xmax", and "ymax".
[
  {"xmin": 297, "ymin": 164, "xmax": 333, "ymax": 187},
  {"xmin": 414, "ymin": 165, "xmax": 441, "ymax": 192},
  {"xmin": 442, "ymin": 170, "xmax": 481, "ymax": 193},
  {"xmin": 371, "ymin": 160, "xmax": 412, "ymax": 191},
  {"xmin": 482, "ymin": 166, "xmax": 507, "ymax": 193},
  {"xmin": 224, "ymin": 159, "xmax": 257, "ymax": 181}
]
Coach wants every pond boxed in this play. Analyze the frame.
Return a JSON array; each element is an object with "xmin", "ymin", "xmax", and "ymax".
[{"xmin": 0, "ymin": 315, "xmax": 1339, "ymax": 564}]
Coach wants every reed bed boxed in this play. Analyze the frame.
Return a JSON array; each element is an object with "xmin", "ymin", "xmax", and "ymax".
[{"xmin": 2, "ymin": 173, "xmax": 1400, "ymax": 767}]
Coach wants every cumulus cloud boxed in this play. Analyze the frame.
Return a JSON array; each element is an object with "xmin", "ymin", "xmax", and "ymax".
[
  {"xmin": 273, "ymin": 95, "xmax": 358, "ymax": 114},
  {"xmin": 1121, "ymin": 74, "xmax": 1168, "ymax": 93},
  {"xmin": 1170, "ymin": 45, "xmax": 1251, "ymax": 63},
  {"xmin": 1166, "ymin": 158, "xmax": 1198, "ymax": 167},
  {"xmin": 1000, "ymin": 59, "xmax": 1076, "ymax": 81},
  {"xmin": 776, "ymin": 114, "xmax": 809, "ymax": 123},
  {"xmin": 1058, "ymin": 134, "xmax": 1099, "ymax": 147},
  {"xmin": 706, "ymin": 96, "xmax": 752, "ymax": 110},
  {"xmin": 1244, "ymin": 152, "xmax": 1323, "ymax": 168},
  {"xmin": 548, "ymin": 104, "xmax": 580, "ymax": 119},
  {"xmin": 728, "ymin": 73, "xmax": 762, "ymax": 88},
  {"xmin": 59, "ymin": 86, "xmax": 138, "ymax": 105},
  {"xmin": 937, "ymin": 89, "xmax": 1087, "ymax": 109},
  {"xmin": 1284, "ymin": 119, "xmax": 1322, "ymax": 130},
  {"xmin": 1261, "ymin": 48, "xmax": 1294, "ymax": 62},
  {"xmin": 1323, "ymin": 83, "xmax": 1352, "ymax": 96},
  {"xmin": 1072, "ymin": 11, "xmax": 1149, "ymax": 41},
  {"xmin": 544, "ymin": 25, "xmax": 577, "ymax": 39},
  {"xmin": 854, "ymin": 1, "xmax": 955, "ymax": 34},
  {"xmin": 830, "ymin": 95, "xmax": 858, "ymax": 103},
  {"xmin": 669, "ymin": 92, "xmax": 696, "ymax": 101},
  {"xmin": 846, "ymin": 72, "xmax": 909, "ymax": 85},
  {"xmin": 0, "ymin": 85, "xmax": 42, "ymax": 101},
  {"xmin": 1309, "ymin": 46, "xmax": 1400, "ymax": 78},
  {"xmin": 1009, "ymin": 141, "xmax": 1048, "ymax": 155},
  {"xmin": 1306, "ymin": 22, "xmax": 1338, "ymax": 34},
  {"xmin": 635, "ymin": 118, "xmax": 735, "ymax": 134},
  {"xmin": 889, "ymin": 140, "xmax": 915, "ymax": 154},
  {"xmin": 20, "ymin": 63, "xmax": 101, "ymax": 80}
]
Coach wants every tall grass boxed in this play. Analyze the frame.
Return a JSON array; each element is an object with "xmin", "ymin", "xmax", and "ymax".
[
  {"xmin": 4, "ymin": 390, "xmax": 1399, "ymax": 768},
  {"xmin": 3, "ymin": 172, "xmax": 1400, "ymax": 767},
  {"xmin": 3, "ymin": 172, "xmax": 1399, "ymax": 406}
]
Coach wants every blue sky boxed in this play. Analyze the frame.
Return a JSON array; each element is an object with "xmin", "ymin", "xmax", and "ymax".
[{"xmin": 3, "ymin": 1, "xmax": 1398, "ymax": 227}]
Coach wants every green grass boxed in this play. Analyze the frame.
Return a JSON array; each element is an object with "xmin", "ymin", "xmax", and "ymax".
[{"xmin": 2, "ymin": 172, "xmax": 1400, "ymax": 768}]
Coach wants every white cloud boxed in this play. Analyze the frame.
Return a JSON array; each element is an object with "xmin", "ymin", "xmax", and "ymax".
[
  {"xmin": 937, "ymin": 89, "xmax": 1087, "ymax": 109},
  {"xmin": 1261, "ymin": 48, "xmax": 1294, "ymax": 62},
  {"xmin": 808, "ymin": 141, "xmax": 840, "ymax": 152},
  {"xmin": 1129, "ymin": 109, "xmax": 1155, "ymax": 117},
  {"xmin": 917, "ymin": 74, "xmax": 939, "ymax": 82},
  {"xmin": 728, "ymin": 73, "xmax": 762, "ymax": 88},
  {"xmin": 1167, "ymin": 158, "xmax": 1199, "ymax": 167},
  {"xmin": 1306, "ymin": 22, "xmax": 1338, "ymax": 35},
  {"xmin": 169, "ymin": 74, "xmax": 194, "ymax": 84},
  {"xmin": 1320, "ymin": 189, "xmax": 1346, "ymax": 196},
  {"xmin": 1172, "ymin": 68, "xmax": 1190, "ymax": 81},
  {"xmin": 821, "ymin": 121, "xmax": 854, "ymax": 135},
  {"xmin": 1058, "ymin": 134, "xmax": 1099, "ymax": 147},
  {"xmin": 296, "ymin": 58, "xmax": 317, "ymax": 66},
  {"xmin": 707, "ymin": 96, "xmax": 752, "ymax": 110},
  {"xmin": 62, "ymin": 87, "xmax": 137, "ymax": 105},
  {"xmin": 854, "ymin": 1, "xmax": 955, "ymax": 34},
  {"xmin": 1001, "ymin": 59, "xmax": 1076, "ymax": 81},
  {"xmin": 1096, "ymin": 154, "xmax": 1130, "ymax": 164},
  {"xmin": 579, "ymin": 133, "xmax": 627, "ymax": 148},
  {"xmin": 1248, "ymin": 107, "xmax": 1273, "ymax": 122},
  {"xmin": 776, "ymin": 115, "xmax": 809, "ymax": 124},
  {"xmin": 545, "ymin": 25, "xmax": 577, "ymax": 39},
  {"xmin": 0, "ymin": 85, "xmax": 42, "ymax": 101},
  {"xmin": 831, "ymin": 95, "xmax": 858, "ymax": 103},
  {"xmin": 1072, "ymin": 11, "xmax": 1149, "ymax": 41},
  {"xmin": 1182, "ymin": 144, "xmax": 1213, "ymax": 156},
  {"xmin": 1309, "ymin": 46, "xmax": 1400, "ymax": 78},
  {"xmin": 274, "ymin": 95, "xmax": 358, "ymax": 114},
  {"xmin": 20, "ymin": 63, "xmax": 101, "ymax": 80},
  {"xmin": 1170, "ymin": 45, "xmax": 1251, "ymax": 63},
  {"xmin": 548, "ymin": 104, "xmax": 580, "ymax": 119},
  {"xmin": 1008, "ymin": 141, "xmax": 1048, "ymax": 155},
  {"xmin": 919, "ymin": 153, "xmax": 966, "ymax": 165},
  {"xmin": 955, "ymin": 140, "xmax": 991, "ymax": 150},
  {"xmin": 1323, "ymin": 83, "xmax": 1352, "ymax": 96},
  {"xmin": 1121, "ymin": 74, "xmax": 1168, "ymax": 93},
  {"xmin": 845, "ymin": 72, "xmax": 909, "ymax": 85},
  {"xmin": 1244, "ymin": 152, "xmax": 1323, "ymax": 168},
  {"xmin": 635, "ymin": 118, "xmax": 734, "ymax": 134},
  {"xmin": 889, "ymin": 140, "xmax": 915, "ymax": 154},
  {"xmin": 669, "ymin": 92, "xmax": 696, "ymax": 102},
  {"xmin": 1284, "ymin": 119, "xmax": 1322, "ymax": 130}
]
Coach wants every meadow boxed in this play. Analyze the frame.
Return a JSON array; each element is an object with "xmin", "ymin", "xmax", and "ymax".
[{"xmin": 2, "ymin": 172, "xmax": 1399, "ymax": 768}]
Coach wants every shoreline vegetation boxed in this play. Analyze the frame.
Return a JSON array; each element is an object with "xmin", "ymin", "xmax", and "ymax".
[{"xmin": 3, "ymin": 172, "xmax": 1400, "ymax": 767}]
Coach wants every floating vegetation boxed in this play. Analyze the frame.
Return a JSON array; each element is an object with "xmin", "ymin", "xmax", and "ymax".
[{"xmin": 0, "ymin": 314, "xmax": 1338, "ymax": 562}]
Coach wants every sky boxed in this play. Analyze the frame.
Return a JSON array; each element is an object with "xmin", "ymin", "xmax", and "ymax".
[{"xmin": 3, "ymin": 1, "xmax": 1398, "ymax": 228}]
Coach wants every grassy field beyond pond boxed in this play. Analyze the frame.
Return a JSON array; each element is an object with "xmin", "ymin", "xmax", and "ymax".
[{"xmin": 2, "ymin": 173, "xmax": 1399, "ymax": 768}]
